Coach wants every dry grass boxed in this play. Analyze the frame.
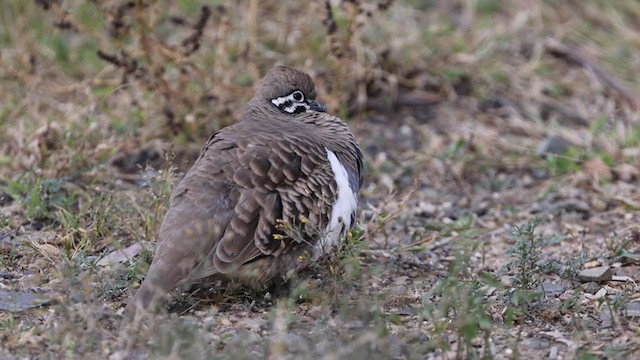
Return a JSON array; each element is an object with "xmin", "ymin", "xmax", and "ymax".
[{"xmin": 2, "ymin": 0, "xmax": 640, "ymax": 358}]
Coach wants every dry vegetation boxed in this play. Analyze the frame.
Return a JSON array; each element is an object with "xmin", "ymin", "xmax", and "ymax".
[{"xmin": 1, "ymin": 0, "xmax": 640, "ymax": 359}]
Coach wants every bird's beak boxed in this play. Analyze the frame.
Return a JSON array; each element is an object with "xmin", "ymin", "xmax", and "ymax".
[{"xmin": 308, "ymin": 100, "xmax": 327, "ymax": 112}]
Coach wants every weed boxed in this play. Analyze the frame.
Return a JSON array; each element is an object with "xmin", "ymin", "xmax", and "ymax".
[
  {"xmin": 421, "ymin": 226, "xmax": 496, "ymax": 358},
  {"xmin": 2, "ymin": 176, "xmax": 79, "ymax": 225},
  {"xmin": 505, "ymin": 217, "xmax": 547, "ymax": 290},
  {"xmin": 545, "ymin": 150, "xmax": 582, "ymax": 177}
]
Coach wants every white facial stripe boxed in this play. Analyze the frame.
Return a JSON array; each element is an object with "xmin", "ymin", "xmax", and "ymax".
[
  {"xmin": 271, "ymin": 92, "xmax": 311, "ymax": 113},
  {"xmin": 271, "ymin": 93, "xmax": 295, "ymax": 107}
]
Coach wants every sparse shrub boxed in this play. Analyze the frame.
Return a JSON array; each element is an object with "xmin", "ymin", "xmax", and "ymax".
[
  {"xmin": 421, "ymin": 228, "xmax": 496, "ymax": 359},
  {"xmin": 505, "ymin": 217, "xmax": 547, "ymax": 290}
]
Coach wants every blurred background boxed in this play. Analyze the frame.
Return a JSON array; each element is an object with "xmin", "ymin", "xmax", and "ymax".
[{"xmin": 1, "ymin": 0, "xmax": 640, "ymax": 358}]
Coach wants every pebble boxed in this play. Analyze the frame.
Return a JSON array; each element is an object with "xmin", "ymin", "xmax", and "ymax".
[
  {"xmin": 537, "ymin": 135, "xmax": 572, "ymax": 157},
  {"xmin": 577, "ymin": 266, "xmax": 612, "ymax": 282},
  {"xmin": 537, "ymin": 282, "xmax": 566, "ymax": 297},
  {"xmin": 625, "ymin": 302, "xmax": 640, "ymax": 317},
  {"xmin": 581, "ymin": 282, "xmax": 601, "ymax": 295}
]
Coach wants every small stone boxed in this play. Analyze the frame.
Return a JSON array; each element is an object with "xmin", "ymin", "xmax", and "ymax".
[
  {"xmin": 343, "ymin": 320, "xmax": 365, "ymax": 330},
  {"xmin": 589, "ymin": 196, "xmax": 608, "ymax": 212},
  {"xmin": 618, "ymin": 252, "xmax": 639, "ymax": 265},
  {"xmin": 395, "ymin": 306, "xmax": 415, "ymax": 316},
  {"xmin": 584, "ymin": 287, "xmax": 607, "ymax": 300},
  {"xmin": 581, "ymin": 282, "xmax": 601, "ymax": 294},
  {"xmin": 239, "ymin": 318, "xmax": 267, "ymax": 331},
  {"xmin": 583, "ymin": 260, "xmax": 602, "ymax": 269},
  {"xmin": 0, "ymin": 289, "xmax": 50, "ymax": 312},
  {"xmin": 625, "ymin": 302, "xmax": 640, "ymax": 317},
  {"xmin": 405, "ymin": 330, "xmax": 429, "ymax": 344},
  {"xmin": 537, "ymin": 282, "xmax": 566, "ymax": 297},
  {"xmin": 521, "ymin": 337, "xmax": 550, "ymax": 350},
  {"xmin": 598, "ymin": 309, "xmax": 613, "ymax": 329},
  {"xmin": 97, "ymin": 243, "xmax": 154, "ymax": 268},
  {"xmin": 577, "ymin": 266, "xmax": 612, "ymax": 282},
  {"xmin": 537, "ymin": 135, "xmax": 573, "ymax": 157},
  {"xmin": 553, "ymin": 199, "xmax": 591, "ymax": 216}
]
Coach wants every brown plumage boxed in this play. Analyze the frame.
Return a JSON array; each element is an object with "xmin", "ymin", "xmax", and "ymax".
[{"xmin": 126, "ymin": 66, "xmax": 363, "ymax": 312}]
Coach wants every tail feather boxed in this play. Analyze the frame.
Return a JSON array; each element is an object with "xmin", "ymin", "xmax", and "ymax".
[{"xmin": 126, "ymin": 208, "xmax": 224, "ymax": 313}]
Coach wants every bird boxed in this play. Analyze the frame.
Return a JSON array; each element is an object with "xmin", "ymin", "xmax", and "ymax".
[{"xmin": 126, "ymin": 66, "xmax": 363, "ymax": 312}]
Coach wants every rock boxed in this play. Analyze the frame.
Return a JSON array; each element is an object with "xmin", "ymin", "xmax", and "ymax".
[
  {"xmin": 0, "ymin": 189, "xmax": 13, "ymax": 206},
  {"xmin": 625, "ymin": 302, "xmax": 640, "ymax": 317},
  {"xmin": 0, "ymin": 289, "xmax": 50, "ymax": 312},
  {"xmin": 618, "ymin": 252, "xmax": 639, "ymax": 265},
  {"xmin": 577, "ymin": 266, "xmax": 612, "ymax": 282},
  {"xmin": 521, "ymin": 337, "xmax": 550, "ymax": 350},
  {"xmin": 553, "ymin": 199, "xmax": 591, "ymax": 216},
  {"xmin": 598, "ymin": 309, "xmax": 613, "ymax": 329},
  {"xmin": 97, "ymin": 242, "xmax": 154, "ymax": 268},
  {"xmin": 583, "ymin": 260, "xmax": 601, "ymax": 268},
  {"xmin": 589, "ymin": 196, "xmax": 608, "ymax": 212},
  {"xmin": 500, "ymin": 276, "xmax": 513, "ymax": 287},
  {"xmin": 343, "ymin": 320, "xmax": 365, "ymax": 330},
  {"xmin": 537, "ymin": 135, "xmax": 573, "ymax": 157},
  {"xmin": 395, "ymin": 306, "xmax": 415, "ymax": 316},
  {"xmin": 584, "ymin": 287, "xmax": 607, "ymax": 300},
  {"xmin": 238, "ymin": 317, "xmax": 267, "ymax": 332},
  {"xmin": 537, "ymin": 282, "xmax": 566, "ymax": 297},
  {"xmin": 581, "ymin": 282, "xmax": 601, "ymax": 295}
]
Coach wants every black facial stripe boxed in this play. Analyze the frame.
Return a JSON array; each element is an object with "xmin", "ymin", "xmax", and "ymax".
[
  {"xmin": 291, "ymin": 105, "xmax": 307, "ymax": 114},
  {"xmin": 273, "ymin": 94, "xmax": 310, "ymax": 114}
]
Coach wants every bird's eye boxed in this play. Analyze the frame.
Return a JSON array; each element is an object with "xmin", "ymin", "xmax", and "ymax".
[{"xmin": 291, "ymin": 90, "xmax": 304, "ymax": 102}]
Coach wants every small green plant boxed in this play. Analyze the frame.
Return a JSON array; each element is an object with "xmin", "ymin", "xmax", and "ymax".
[
  {"xmin": 127, "ymin": 245, "xmax": 154, "ymax": 287},
  {"xmin": 2, "ymin": 176, "xmax": 79, "ymax": 225},
  {"xmin": 421, "ymin": 233, "xmax": 496, "ymax": 358},
  {"xmin": 505, "ymin": 217, "xmax": 546, "ymax": 290},
  {"xmin": 502, "ymin": 217, "xmax": 563, "ymax": 328},
  {"xmin": 284, "ymin": 223, "xmax": 367, "ymax": 304},
  {"xmin": 130, "ymin": 162, "xmax": 178, "ymax": 243},
  {"xmin": 545, "ymin": 150, "xmax": 581, "ymax": 176},
  {"xmin": 0, "ymin": 214, "xmax": 10, "ymax": 227}
]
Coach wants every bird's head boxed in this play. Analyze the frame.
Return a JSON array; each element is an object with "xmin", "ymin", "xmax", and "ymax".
[{"xmin": 252, "ymin": 66, "xmax": 327, "ymax": 114}]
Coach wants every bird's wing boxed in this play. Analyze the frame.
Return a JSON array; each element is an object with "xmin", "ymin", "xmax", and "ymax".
[{"xmin": 180, "ymin": 129, "xmax": 338, "ymax": 279}]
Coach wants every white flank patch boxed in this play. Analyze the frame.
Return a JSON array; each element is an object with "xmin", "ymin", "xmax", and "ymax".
[{"xmin": 314, "ymin": 149, "xmax": 358, "ymax": 258}]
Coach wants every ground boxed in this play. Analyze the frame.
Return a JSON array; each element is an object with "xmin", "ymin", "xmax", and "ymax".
[{"xmin": 1, "ymin": 1, "xmax": 640, "ymax": 359}]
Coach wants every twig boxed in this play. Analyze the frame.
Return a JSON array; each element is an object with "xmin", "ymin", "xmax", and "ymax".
[
  {"xmin": 545, "ymin": 38, "xmax": 638, "ymax": 110},
  {"xmin": 181, "ymin": 6, "xmax": 211, "ymax": 56}
]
